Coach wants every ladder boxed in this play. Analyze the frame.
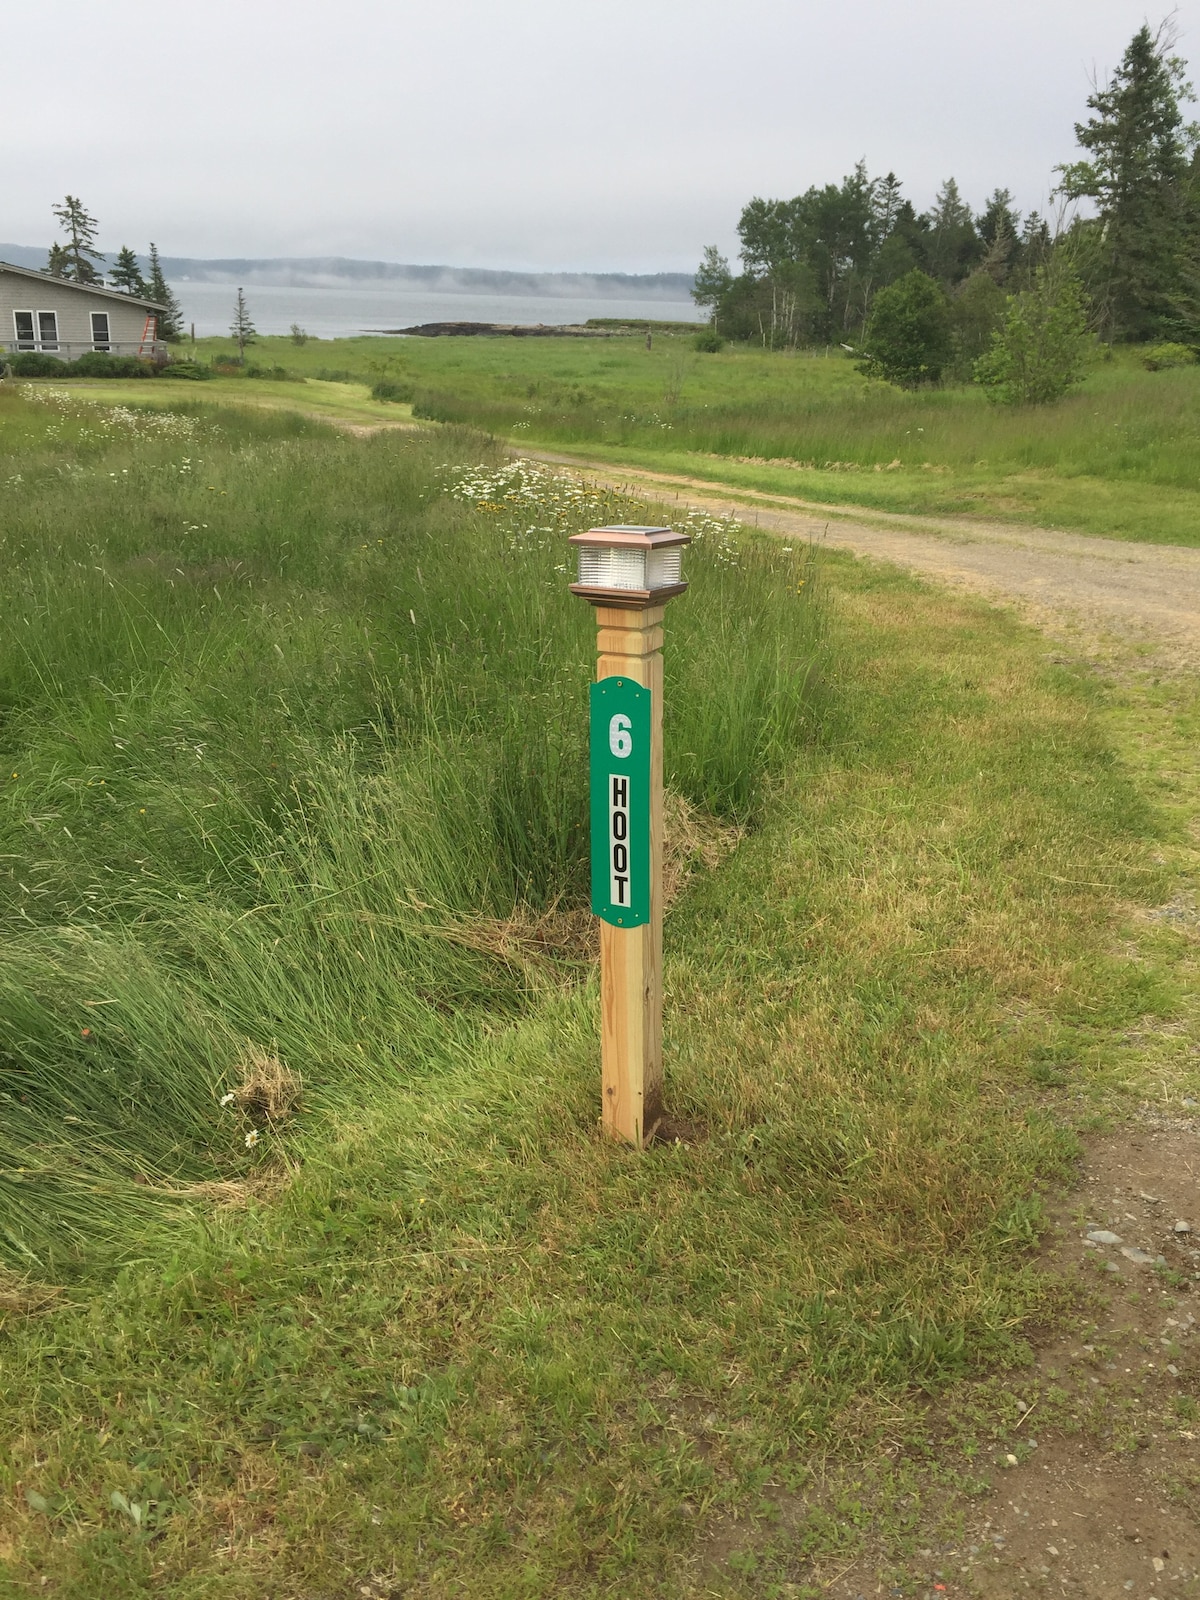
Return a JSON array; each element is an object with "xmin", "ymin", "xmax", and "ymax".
[{"xmin": 137, "ymin": 314, "xmax": 158, "ymax": 358}]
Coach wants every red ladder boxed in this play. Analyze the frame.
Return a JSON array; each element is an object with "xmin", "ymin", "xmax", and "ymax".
[{"xmin": 137, "ymin": 314, "xmax": 158, "ymax": 357}]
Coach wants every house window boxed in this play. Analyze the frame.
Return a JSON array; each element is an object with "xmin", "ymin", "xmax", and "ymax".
[
  {"xmin": 14, "ymin": 310, "xmax": 35, "ymax": 350},
  {"xmin": 37, "ymin": 311, "xmax": 59, "ymax": 350},
  {"xmin": 91, "ymin": 312, "xmax": 111, "ymax": 351}
]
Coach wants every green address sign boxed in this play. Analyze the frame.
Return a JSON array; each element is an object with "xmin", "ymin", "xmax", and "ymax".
[{"xmin": 589, "ymin": 677, "xmax": 651, "ymax": 927}]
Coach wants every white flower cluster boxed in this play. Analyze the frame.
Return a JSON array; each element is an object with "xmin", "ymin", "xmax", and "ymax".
[
  {"xmin": 440, "ymin": 458, "xmax": 633, "ymax": 557},
  {"xmin": 19, "ymin": 384, "xmax": 199, "ymax": 442}
]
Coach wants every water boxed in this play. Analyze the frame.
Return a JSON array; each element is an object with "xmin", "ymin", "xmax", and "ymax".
[{"xmin": 174, "ymin": 281, "xmax": 703, "ymax": 340}]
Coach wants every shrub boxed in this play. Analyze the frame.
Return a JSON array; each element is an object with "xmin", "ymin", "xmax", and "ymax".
[
  {"xmin": 159, "ymin": 360, "xmax": 213, "ymax": 381},
  {"xmin": 693, "ymin": 326, "xmax": 725, "ymax": 353},
  {"xmin": 1142, "ymin": 341, "xmax": 1196, "ymax": 370},
  {"xmin": 243, "ymin": 363, "xmax": 302, "ymax": 382},
  {"xmin": 8, "ymin": 352, "xmax": 70, "ymax": 377},
  {"xmin": 857, "ymin": 270, "xmax": 953, "ymax": 388},
  {"xmin": 974, "ymin": 261, "xmax": 1090, "ymax": 405},
  {"xmin": 371, "ymin": 379, "xmax": 415, "ymax": 403},
  {"xmin": 69, "ymin": 352, "xmax": 153, "ymax": 378},
  {"xmin": 289, "ymin": 323, "xmax": 310, "ymax": 345}
]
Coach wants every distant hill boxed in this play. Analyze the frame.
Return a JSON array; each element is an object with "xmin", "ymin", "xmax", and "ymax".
[{"xmin": 0, "ymin": 246, "xmax": 694, "ymax": 299}]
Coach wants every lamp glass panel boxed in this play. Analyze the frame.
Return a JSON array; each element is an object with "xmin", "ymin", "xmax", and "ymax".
[
  {"xmin": 577, "ymin": 545, "xmax": 647, "ymax": 590},
  {"xmin": 645, "ymin": 548, "xmax": 683, "ymax": 589}
]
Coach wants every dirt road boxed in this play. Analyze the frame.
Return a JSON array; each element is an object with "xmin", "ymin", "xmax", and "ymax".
[{"xmin": 527, "ymin": 451, "xmax": 1200, "ymax": 669}]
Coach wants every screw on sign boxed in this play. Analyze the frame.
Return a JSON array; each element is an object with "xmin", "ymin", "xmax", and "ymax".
[{"xmin": 568, "ymin": 524, "xmax": 690, "ymax": 1147}]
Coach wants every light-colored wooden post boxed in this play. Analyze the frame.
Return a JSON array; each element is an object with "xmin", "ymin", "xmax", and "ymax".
[{"xmin": 595, "ymin": 603, "xmax": 665, "ymax": 1147}]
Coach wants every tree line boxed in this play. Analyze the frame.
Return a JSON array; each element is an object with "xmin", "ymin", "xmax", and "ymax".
[
  {"xmin": 694, "ymin": 22, "xmax": 1200, "ymax": 371},
  {"xmin": 43, "ymin": 196, "xmax": 183, "ymax": 340}
]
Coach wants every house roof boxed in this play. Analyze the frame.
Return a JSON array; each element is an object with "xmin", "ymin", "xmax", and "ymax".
[{"xmin": 0, "ymin": 260, "xmax": 165, "ymax": 312}]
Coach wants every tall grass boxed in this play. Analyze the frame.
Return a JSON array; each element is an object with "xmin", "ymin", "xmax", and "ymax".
[{"xmin": 0, "ymin": 387, "xmax": 822, "ymax": 1275}]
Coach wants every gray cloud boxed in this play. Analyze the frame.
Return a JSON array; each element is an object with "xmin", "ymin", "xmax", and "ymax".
[{"xmin": 3, "ymin": 0, "xmax": 1193, "ymax": 270}]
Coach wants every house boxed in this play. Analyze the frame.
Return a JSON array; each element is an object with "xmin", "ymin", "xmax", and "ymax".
[{"xmin": 1, "ymin": 261, "xmax": 166, "ymax": 361}]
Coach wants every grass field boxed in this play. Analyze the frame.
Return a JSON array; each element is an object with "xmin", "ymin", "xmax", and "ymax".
[
  {"xmin": 138, "ymin": 328, "xmax": 1200, "ymax": 546},
  {"xmin": 2, "ymin": 383, "xmax": 1197, "ymax": 1594}
]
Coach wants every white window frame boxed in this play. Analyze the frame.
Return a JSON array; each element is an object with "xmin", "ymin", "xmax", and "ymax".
[
  {"xmin": 13, "ymin": 309, "xmax": 36, "ymax": 350},
  {"xmin": 91, "ymin": 311, "xmax": 111, "ymax": 352},
  {"xmin": 36, "ymin": 310, "xmax": 59, "ymax": 351}
]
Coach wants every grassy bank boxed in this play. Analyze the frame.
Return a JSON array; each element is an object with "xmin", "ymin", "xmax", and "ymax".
[
  {"xmin": 2, "ymin": 383, "xmax": 1195, "ymax": 1593},
  {"xmin": 160, "ymin": 330, "xmax": 1200, "ymax": 545},
  {"xmin": 0, "ymin": 384, "xmax": 817, "ymax": 1277}
]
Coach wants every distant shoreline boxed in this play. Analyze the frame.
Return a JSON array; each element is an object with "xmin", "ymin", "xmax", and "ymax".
[{"xmin": 0, "ymin": 244, "xmax": 694, "ymax": 297}]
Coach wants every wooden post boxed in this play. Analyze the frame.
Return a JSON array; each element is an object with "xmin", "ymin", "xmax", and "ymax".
[{"xmin": 595, "ymin": 603, "xmax": 664, "ymax": 1147}]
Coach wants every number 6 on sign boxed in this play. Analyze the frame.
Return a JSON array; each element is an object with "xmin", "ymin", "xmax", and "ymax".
[{"xmin": 590, "ymin": 679, "xmax": 650, "ymax": 927}]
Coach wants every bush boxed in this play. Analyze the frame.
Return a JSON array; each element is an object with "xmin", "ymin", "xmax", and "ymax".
[
  {"xmin": 289, "ymin": 323, "xmax": 310, "ymax": 346},
  {"xmin": 243, "ymin": 363, "xmax": 302, "ymax": 382},
  {"xmin": 1142, "ymin": 341, "xmax": 1196, "ymax": 370},
  {"xmin": 693, "ymin": 326, "xmax": 725, "ymax": 353},
  {"xmin": 371, "ymin": 379, "xmax": 416, "ymax": 403},
  {"xmin": 974, "ymin": 261, "xmax": 1090, "ymax": 405},
  {"xmin": 159, "ymin": 360, "xmax": 213, "ymax": 381},
  {"xmin": 8, "ymin": 352, "xmax": 71, "ymax": 377},
  {"xmin": 69, "ymin": 352, "xmax": 154, "ymax": 378},
  {"xmin": 857, "ymin": 270, "xmax": 953, "ymax": 388},
  {"xmin": 8, "ymin": 351, "xmax": 155, "ymax": 378}
]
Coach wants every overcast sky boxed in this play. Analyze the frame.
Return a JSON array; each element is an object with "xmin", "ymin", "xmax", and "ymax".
[{"xmin": 4, "ymin": 0, "xmax": 1197, "ymax": 272}]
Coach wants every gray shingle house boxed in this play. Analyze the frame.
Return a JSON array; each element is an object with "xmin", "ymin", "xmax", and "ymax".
[{"xmin": 1, "ymin": 262, "xmax": 166, "ymax": 360}]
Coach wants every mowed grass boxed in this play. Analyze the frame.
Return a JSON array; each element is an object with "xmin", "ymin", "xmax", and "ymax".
[
  {"xmin": 0, "ymin": 384, "xmax": 1194, "ymax": 1596},
  {"xmin": 170, "ymin": 329, "xmax": 1200, "ymax": 545}
]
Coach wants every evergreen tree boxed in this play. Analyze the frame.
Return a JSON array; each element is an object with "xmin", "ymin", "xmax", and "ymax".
[
  {"xmin": 109, "ymin": 246, "xmax": 149, "ymax": 297},
  {"xmin": 50, "ymin": 195, "xmax": 103, "ymax": 284},
  {"xmin": 923, "ymin": 178, "xmax": 982, "ymax": 285},
  {"xmin": 146, "ymin": 244, "xmax": 183, "ymax": 340},
  {"xmin": 1057, "ymin": 22, "xmax": 1198, "ymax": 339},
  {"xmin": 231, "ymin": 287, "xmax": 256, "ymax": 362},
  {"xmin": 978, "ymin": 188, "xmax": 1021, "ymax": 248},
  {"xmin": 45, "ymin": 243, "xmax": 68, "ymax": 278}
]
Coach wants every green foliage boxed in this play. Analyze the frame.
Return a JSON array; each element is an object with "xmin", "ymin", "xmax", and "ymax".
[
  {"xmin": 108, "ymin": 246, "xmax": 148, "ymax": 298},
  {"xmin": 950, "ymin": 271, "xmax": 1008, "ymax": 374},
  {"xmin": 289, "ymin": 322, "xmax": 310, "ymax": 345},
  {"xmin": 858, "ymin": 270, "xmax": 953, "ymax": 387},
  {"xmin": 7, "ymin": 353, "xmax": 71, "ymax": 377},
  {"xmin": 692, "ymin": 326, "xmax": 725, "ymax": 353},
  {"xmin": 974, "ymin": 261, "xmax": 1091, "ymax": 405},
  {"xmin": 68, "ymin": 352, "xmax": 155, "ymax": 378},
  {"xmin": 1057, "ymin": 22, "xmax": 1199, "ymax": 340},
  {"xmin": 370, "ymin": 378, "xmax": 416, "ymax": 402},
  {"xmin": 0, "ymin": 396, "xmax": 822, "ymax": 1274},
  {"xmin": 1142, "ymin": 340, "xmax": 1197, "ymax": 369},
  {"xmin": 230, "ymin": 287, "xmax": 256, "ymax": 360},
  {"xmin": 49, "ymin": 195, "xmax": 102, "ymax": 284},
  {"xmin": 146, "ymin": 243, "xmax": 183, "ymax": 341},
  {"xmin": 157, "ymin": 359, "xmax": 213, "ymax": 380}
]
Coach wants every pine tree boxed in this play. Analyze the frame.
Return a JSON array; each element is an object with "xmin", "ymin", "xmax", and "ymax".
[
  {"xmin": 231, "ymin": 288, "xmax": 256, "ymax": 362},
  {"xmin": 45, "ymin": 243, "xmax": 69, "ymax": 278},
  {"xmin": 923, "ymin": 178, "xmax": 981, "ymax": 285},
  {"xmin": 50, "ymin": 196, "xmax": 103, "ymax": 283},
  {"xmin": 1057, "ymin": 22, "xmax": 1199, "ymax": 339},
  {"xmin": 146, "ymin": 244, "xmax": 183, "ymax": 340},
  {"xmin": 109, "ymin": 246, "xmax": 149, "ymax": 297}
]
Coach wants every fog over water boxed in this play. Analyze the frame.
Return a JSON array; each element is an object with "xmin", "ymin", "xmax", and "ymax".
[{"xmin": 175, "ymin": 282, "xmax": 703, "ymax": 340}]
